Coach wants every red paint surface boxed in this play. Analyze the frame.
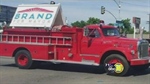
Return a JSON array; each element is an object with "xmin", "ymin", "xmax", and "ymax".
[{"xmin": 0, "ymin": 25, "xmax": 149, "ymax": 66}]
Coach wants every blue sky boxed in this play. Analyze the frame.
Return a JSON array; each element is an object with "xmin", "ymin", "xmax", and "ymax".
[{"xmin": 0, "ymin": 0, "xmax": 150, "ymax": 30}]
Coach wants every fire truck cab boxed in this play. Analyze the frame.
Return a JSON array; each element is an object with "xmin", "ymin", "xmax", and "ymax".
[{"xmin": 0, "ymin": 2, "xmax": 150, "ymax": 76}]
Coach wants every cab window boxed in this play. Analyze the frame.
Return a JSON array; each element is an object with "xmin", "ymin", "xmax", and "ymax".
[
  {"xmin": 84, "ymin": 28, "xmax": 100, "ymax": 38},
  {"xmin": 102, "ymin": 28, "xmax": 120, "ymax": 36}
]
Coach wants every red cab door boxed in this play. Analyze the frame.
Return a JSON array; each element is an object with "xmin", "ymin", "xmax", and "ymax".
[{"xmin": 81, "ymin": 28, "xmax": 103, "ymax": 55}]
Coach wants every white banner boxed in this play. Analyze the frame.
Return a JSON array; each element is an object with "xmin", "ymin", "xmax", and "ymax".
[{"xmin": 10, "ymin": 3, "xmax": 65, "ymax": 28}]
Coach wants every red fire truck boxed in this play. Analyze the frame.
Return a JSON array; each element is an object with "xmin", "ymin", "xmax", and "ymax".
[{"xmin": 0, "ymin": 2, "xmax": 150, "ymax": 76}]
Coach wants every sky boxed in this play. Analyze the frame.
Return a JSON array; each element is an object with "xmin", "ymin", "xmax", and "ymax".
[{"xmin": 0, "ymin": 0, "xmax": 150, "ymax": 31}]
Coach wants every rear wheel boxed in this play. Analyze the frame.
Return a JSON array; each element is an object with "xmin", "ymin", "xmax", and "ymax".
[
  {"xmin": 104, "ymin": 54, "xmax": 130, "ymax": 76},
  {"xmin": 15, "ymin": 50, "xmax": 34, "ymax": 69}
]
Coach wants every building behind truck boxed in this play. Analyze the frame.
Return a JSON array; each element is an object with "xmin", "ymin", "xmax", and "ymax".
[
  {"xmin": 0, "ymin": 5, "xmax": 16, "ymax": 24},
  {"xmin": 0, "ymin": 5, "xmax": 16, "ymax": 33},
  {"xmin": 0, "ymin": 1, "xmax": 150, "ymax": 76}
]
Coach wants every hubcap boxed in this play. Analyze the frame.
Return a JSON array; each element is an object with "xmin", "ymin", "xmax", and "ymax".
[
  {"xmin": 106, "ymin": 58, "xmax": 124, "ymax": 74},
  {"xmin": 18, "ymin": 54, "xmax": 28, "ymax": 66}
]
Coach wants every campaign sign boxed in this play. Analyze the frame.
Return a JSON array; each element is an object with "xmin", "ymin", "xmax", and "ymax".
[{"xmin": 10, "ymin": 4, "xmax": 60, "ymax": 28}]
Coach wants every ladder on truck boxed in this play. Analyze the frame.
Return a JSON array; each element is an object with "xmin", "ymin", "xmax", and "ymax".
[
  {"xmin": 0, "ymin": 34, "xmax": 72, "ymax": 46},
  {"xmin": 0, "ymin": 34, "xmax": 72, "ymax": 60}
]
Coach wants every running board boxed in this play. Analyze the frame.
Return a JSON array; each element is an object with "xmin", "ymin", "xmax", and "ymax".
[{"xmin": 33, "ymin": 59, "xmax": 99, "ymax": 66}]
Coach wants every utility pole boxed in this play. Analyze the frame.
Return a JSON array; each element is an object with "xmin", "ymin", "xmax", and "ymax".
[
  {"xmin": 147, "ymin": 14, "xmax": 150, "ymax": 38},
  {"xmin": 148, "ymin": 14, "xmax": 150, "ymax": 39},
  {"xmin": 113, "ymin": 0, "xmax": 121, "ymax": 20}
]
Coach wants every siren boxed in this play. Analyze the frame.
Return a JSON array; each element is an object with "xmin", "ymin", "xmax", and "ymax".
[
  {"xmin": 99, "ymin": 20, "xmax": 105, "ymax": 28},
  {"xmin": 50, "ymin": 1, "xmax": 55, "ymax": 4},
  {"xmin": 100, "ymin": 20, "xmax": 105, "ymax": 25}
]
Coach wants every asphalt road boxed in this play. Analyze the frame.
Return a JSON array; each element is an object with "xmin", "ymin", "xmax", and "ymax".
[{"xmin": 0, "ymin": 57, "xmax": 150, "ymax": 84}]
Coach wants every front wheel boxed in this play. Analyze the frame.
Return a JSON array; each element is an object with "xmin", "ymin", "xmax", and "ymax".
[
  {"xmin": 15, "ymin": 50, "xmax": 34, "ymax": 69},
  {"xmin": 104, "ymin": 54, "xmax": 130, "ymax": 76}
]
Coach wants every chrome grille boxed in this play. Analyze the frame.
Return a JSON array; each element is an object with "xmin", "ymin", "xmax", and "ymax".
[{"xmin": 138, "ymin": 40, "xmax": 149, "ymax": 58}]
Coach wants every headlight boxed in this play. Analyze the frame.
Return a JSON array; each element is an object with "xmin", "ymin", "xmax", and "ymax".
[{"xmin": 131, "ymin": 50, "xmax": 135, "ymax": 55}]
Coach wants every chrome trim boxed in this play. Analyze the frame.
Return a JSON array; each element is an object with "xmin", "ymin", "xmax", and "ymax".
[
  {"xmin": 80, "ymin": 54, "xmax": 100, "ymax": 57},
  {"xmin": 137, "ymin": 40, "xmax": 149, "ymax": 58},
  {"xmin": 33, "ymin": 59, "xmax": 99, "ymax": 66},
  {"xmin": 82, "ymin": 59, "xmax": 95, "ymax": 64},
  {"xmin": 137, "ymin": 40, "xmax": 141, "ymax": 58},
  {"xmin": 0, "ymin": 56, "xmax": 13, "ymax": 58}
]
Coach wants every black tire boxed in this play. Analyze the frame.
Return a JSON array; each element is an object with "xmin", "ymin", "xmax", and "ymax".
[
  {"xmin": 15, "ymin": 50, "xmax": 34, "ymax": 69},
  {"xmin": 104, "ymin": 54, "xmax": 130, "ymax": 76}
]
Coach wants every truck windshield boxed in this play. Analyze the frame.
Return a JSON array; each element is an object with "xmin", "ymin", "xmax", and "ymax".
[{"xmin": 102, "ymin": 28, "xmax": 120, "ymax": 36}]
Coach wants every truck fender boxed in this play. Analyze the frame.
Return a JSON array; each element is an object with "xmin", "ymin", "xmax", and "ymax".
[
  {"xmin": 12, "ymin": 47, "xmax": 30, "ymax": 57},
  {"xmin": 100, "ymin": 48, "xmax": 131, "ymax": 64}
]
